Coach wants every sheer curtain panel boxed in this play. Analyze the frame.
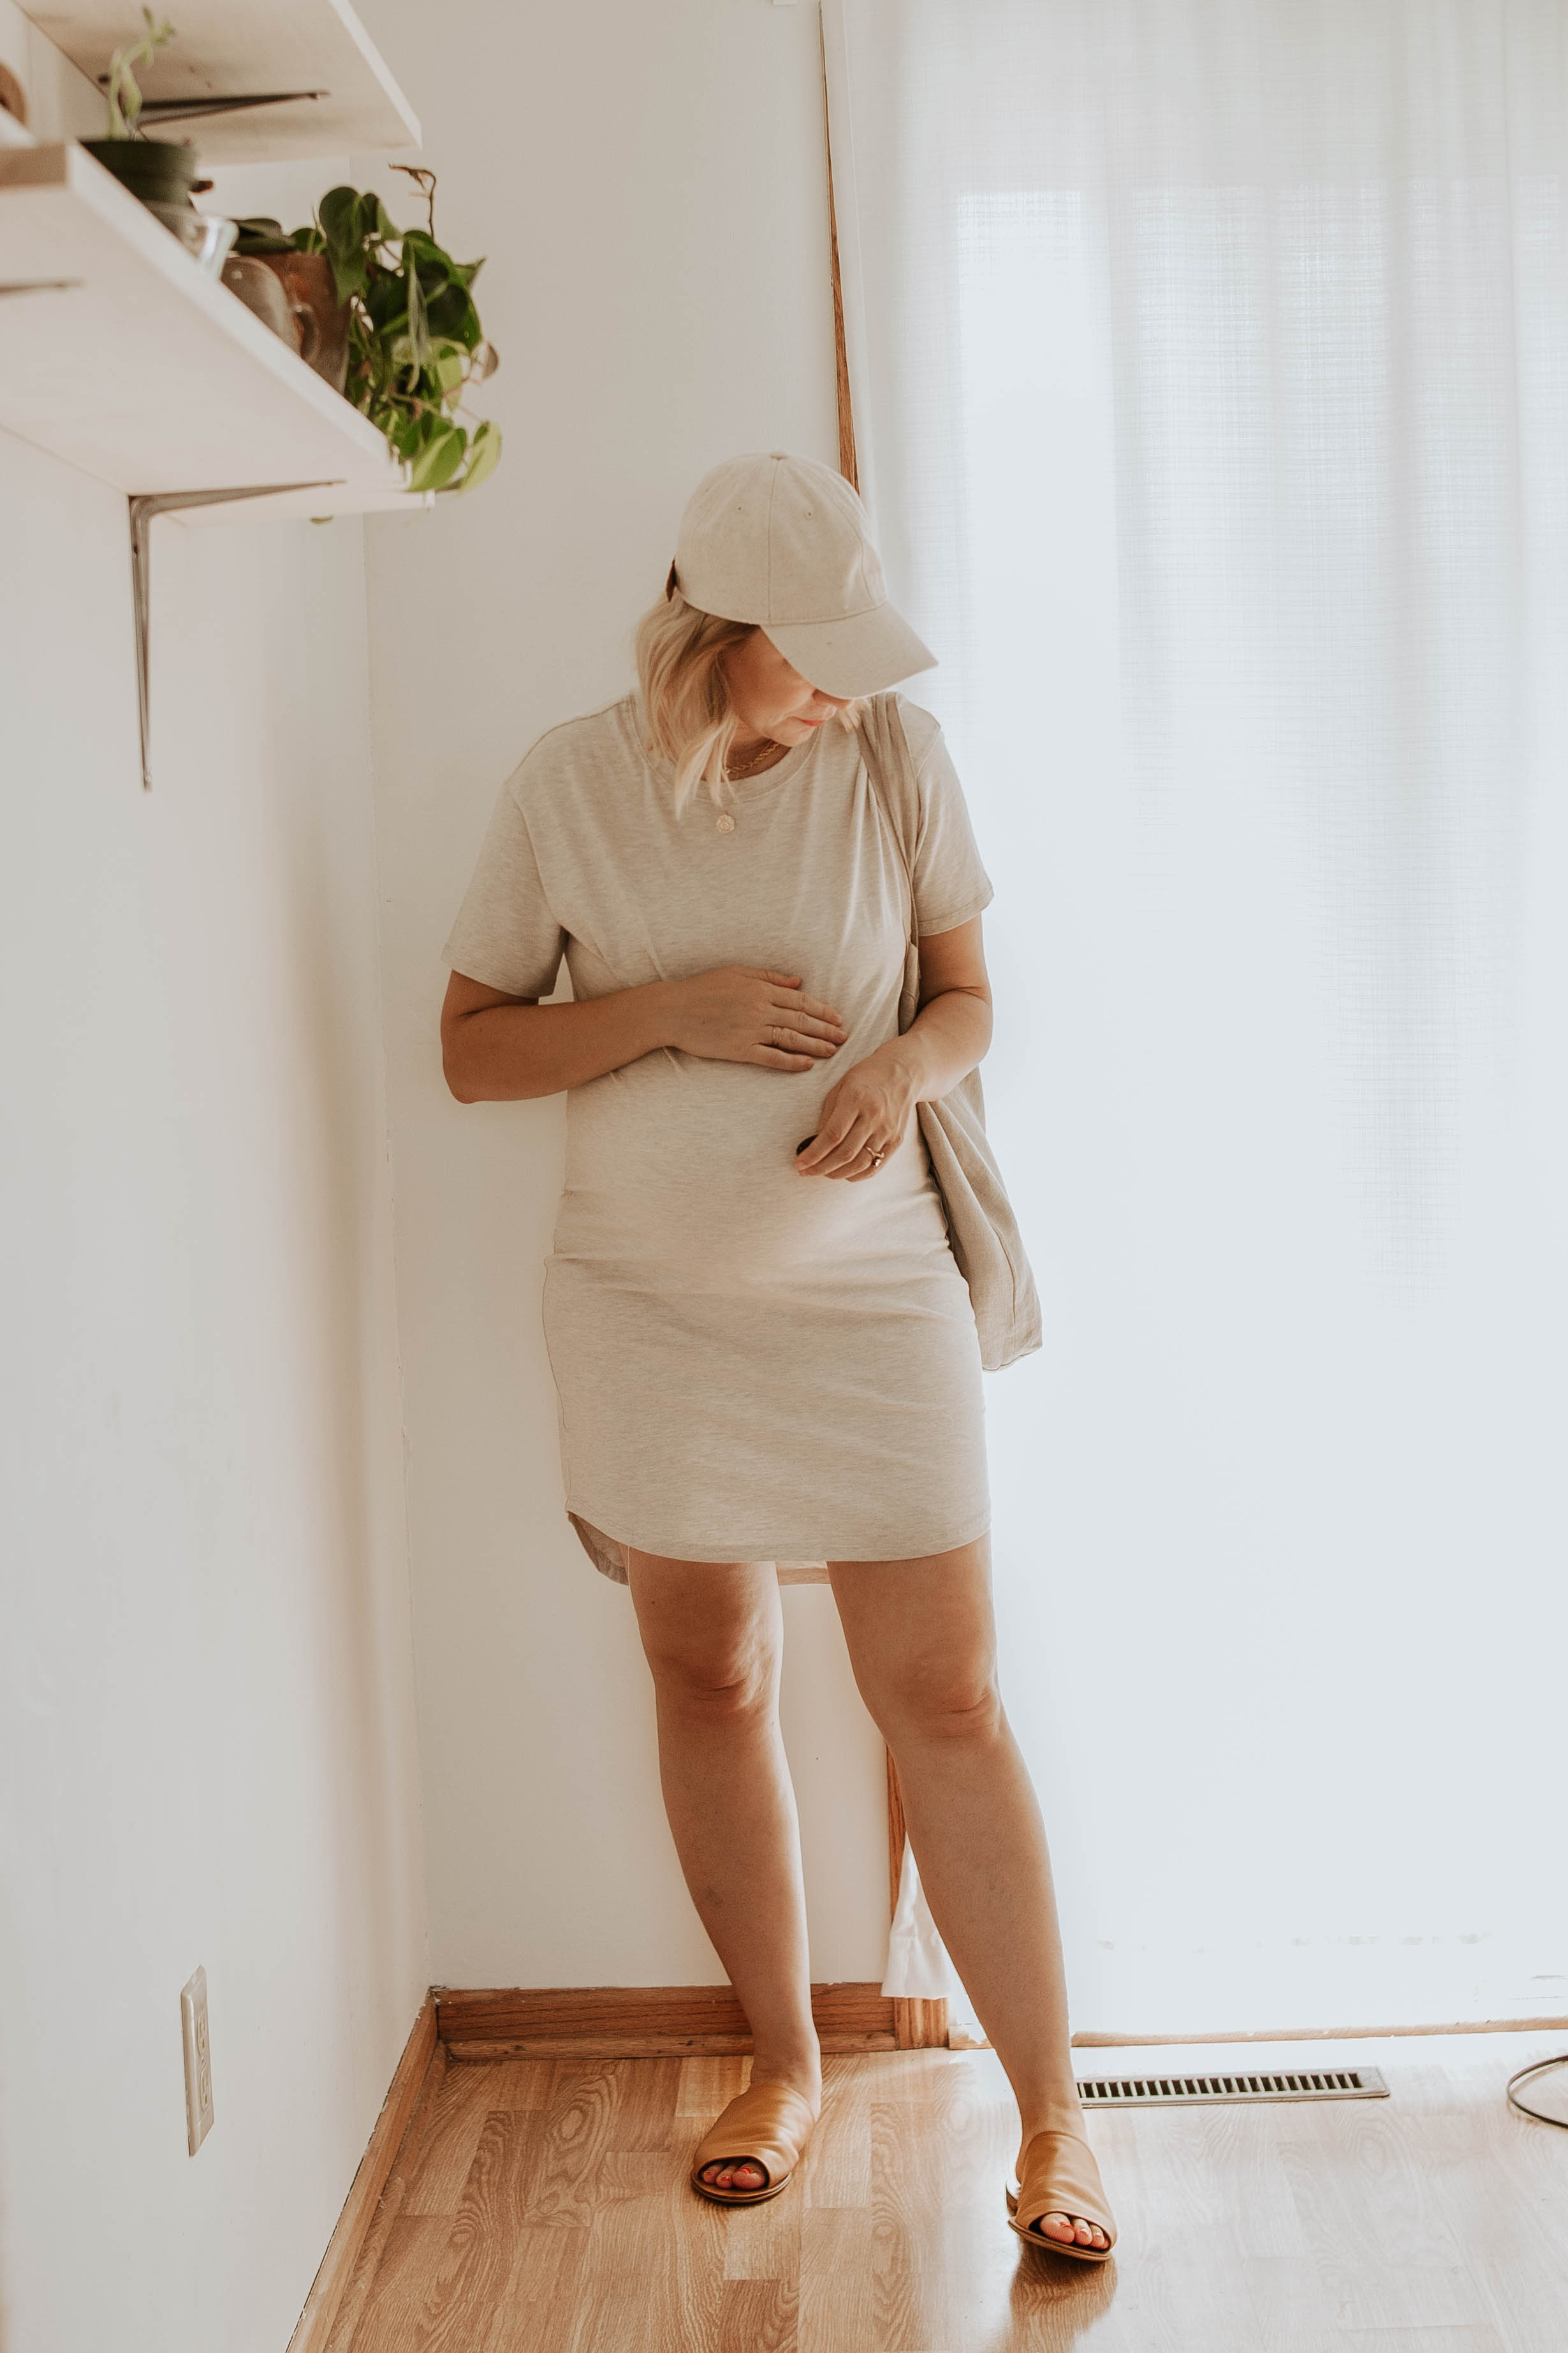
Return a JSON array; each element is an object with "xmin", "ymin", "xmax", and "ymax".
[{"xmin": 828, "ymin": 0, "xmax": 1568, "ymax": 2034}]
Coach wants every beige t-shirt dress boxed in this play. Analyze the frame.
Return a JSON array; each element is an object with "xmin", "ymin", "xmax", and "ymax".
[{"xmin": 443, "ymin": 691, "xmax": 995, "ymax": 1579}]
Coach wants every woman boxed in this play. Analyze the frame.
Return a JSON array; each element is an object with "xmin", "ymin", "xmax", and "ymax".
[{"xmin": 440, "ymin": 451, "xmax": 1115, "ymax": 2261}]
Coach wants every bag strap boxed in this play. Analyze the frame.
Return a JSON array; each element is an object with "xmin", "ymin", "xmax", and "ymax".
[{"xmin": 859, "ymin": 692, "xmax": 923, "ymax": 958}]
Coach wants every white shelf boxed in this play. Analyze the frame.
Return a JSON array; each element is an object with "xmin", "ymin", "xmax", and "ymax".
[
  {"xmin": 18, "ymin": 0, "xmax": 418, "ymax": 159},
  {"xmin": 173, "ymin": 478, "xmax": 434, "ymax": 525},
  {"xmin": 0, "ymin": 141, "xmax": 425, "ymax": 506}
]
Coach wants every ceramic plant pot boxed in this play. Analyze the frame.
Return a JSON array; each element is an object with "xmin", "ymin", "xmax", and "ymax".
[
  {"xmin": 252, "ymin": 250, "xmax": 351, "ymax": 393},
  {"xmin": 80, "ymin": 137, "xmax": 205, "ymax": 210},
  {"xmin": 0, "ymin": 61, "xmax": 29, "ymax": 131},
  {"xmin": 219, "ymin": 253, "xmax": 311, "ymax": 358}
]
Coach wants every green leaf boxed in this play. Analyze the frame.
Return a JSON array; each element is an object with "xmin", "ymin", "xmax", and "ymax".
[
  {"xmin": 315, "ymin": 186, "xmax": 369, "ymax": 300},
  {"xmin": 230, "ymin": 215, "xmax": 297, "ymax": 256},
  {"xmin": 424, "ymin": 284, "xmax": 480, "ymax": 346},
  {"xmin": 449, "ymin": 417, "xmax": 502, "ymax": 496},
  {"xmin": 399, "ymin": 230, "xmax": 451, "ymax": 272},
  {"xmin": 335, "ymin": 253, "xmax": 369, "ymax": 304},
  {"xmin": 388, "ymin": 404, "xmax": 438, "ymax": 462},
  {"xmin": 407, "ymin": 420, "xmax": 468, "ymax": 493},
  {"xmin": 404, "ymin": 242, "xmax": 431, "ymax": 369},
  {"xmin": 318, "ymin": 185, "xmax": 360, "ymax": 248}
]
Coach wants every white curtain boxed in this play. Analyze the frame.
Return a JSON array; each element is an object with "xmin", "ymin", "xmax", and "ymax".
[{"xmin": 831, "ymin": 0, "xmax": 1568, "ymax": 2035}]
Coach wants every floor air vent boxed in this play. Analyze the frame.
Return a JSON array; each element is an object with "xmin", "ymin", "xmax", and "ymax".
[{"xmin": 1076, "ymin": 2066, "xmax": 1389, "ymax": 2107}]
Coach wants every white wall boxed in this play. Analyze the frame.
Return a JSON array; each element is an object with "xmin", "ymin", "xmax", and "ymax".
[
  {"xmin": 0, "ymin": 42, "xmax": 428, "ymax": 2346},
  {"xmin": 351, "ymin": 0, "xmax": 892, "ymax": 1988}
]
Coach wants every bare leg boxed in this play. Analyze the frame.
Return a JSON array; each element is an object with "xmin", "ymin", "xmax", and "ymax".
[
  {"xmin": 626, "ymin": 1550, "xmax": 821, "ymax": 2193},
  {"xmin": 828, "ymin": 1538, "xmax": 1109, "ymax": 2253}
]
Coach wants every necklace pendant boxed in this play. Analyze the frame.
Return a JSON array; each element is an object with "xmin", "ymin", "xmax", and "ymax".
[{"xmin": 716, "ymin": 813, "xmax": 736, "ymax": 834}]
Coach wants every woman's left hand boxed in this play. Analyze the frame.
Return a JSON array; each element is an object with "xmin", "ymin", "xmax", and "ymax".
[{"xmin": 795, "ymin": 1046, "xmax": 918, "ymax": 1181}]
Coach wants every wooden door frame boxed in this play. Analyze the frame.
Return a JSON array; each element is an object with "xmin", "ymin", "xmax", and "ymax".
[{"xmin": 821, "ymin": 24, "xmax": 949, "ymax": 2054}]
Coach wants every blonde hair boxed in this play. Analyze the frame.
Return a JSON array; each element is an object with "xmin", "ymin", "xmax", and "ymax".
[{"xmin": 634, "ymin": 586, "xmax": 863, "ymax": 818}]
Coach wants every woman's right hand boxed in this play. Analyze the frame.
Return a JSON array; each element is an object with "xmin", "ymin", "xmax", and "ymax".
[{"xmin": 659, "ymin": 968, "xmax": 847, "ymax": 1072}]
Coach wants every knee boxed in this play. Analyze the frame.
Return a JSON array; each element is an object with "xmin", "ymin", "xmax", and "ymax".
[
  {"xmin": 877, "ymin": 1660, "xmax": 1004, "ymax": 1747},
  {"xmin": 647, "ymin": 1638, "xmax": 777, "ymax": 1727}
]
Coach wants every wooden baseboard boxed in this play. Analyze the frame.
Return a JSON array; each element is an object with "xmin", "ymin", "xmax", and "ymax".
[
  {"xmin": 434, "ymin": 1981, "xmax": 904, "ymax": 2056},
  {"xmin": 1073, "ymin": 2014, "xmax": 1568, "ymax": 2049},
  {"xmin": 285, "ymin": 1995, "xmax": 441, "ymax": 2353},
  {"xmin": 891, "ymin": 1997, "xmax": 950, "ymax": 2049}
]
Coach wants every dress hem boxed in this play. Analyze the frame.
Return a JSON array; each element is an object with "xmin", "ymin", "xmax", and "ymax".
[{"xmin": 568, "ymin": 1505, "xmax": 993, "ymax": 1586}]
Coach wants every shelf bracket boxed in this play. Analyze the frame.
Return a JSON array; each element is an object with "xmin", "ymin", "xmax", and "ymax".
[
  {"xmin": 129, "ymin": 483, "xmax": 337, "ymax": 791},
  {"xmin": 96, "ymin": 87, "xmax": 328, "ymax": 127}
]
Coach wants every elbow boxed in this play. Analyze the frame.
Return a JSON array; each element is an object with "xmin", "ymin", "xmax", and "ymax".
[
  {"xmin": 441, "ymin": 1036, "xmax": 480, "ymax": 1104},
  {"xmin": 955, "ymin": 984, "xmax": 993, "ymax": 1062},
  {"xmin": 976, "ymin": 996, "xmax": 994, "ymax": 1059}
]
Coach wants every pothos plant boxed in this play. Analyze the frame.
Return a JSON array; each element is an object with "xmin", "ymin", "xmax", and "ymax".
[
  {"xmin": 236, "ymin": 170, "xmax": 502, "ymax": 497},
  {"xmin": 84, "ymin": 11, "xmax": 207, "ymax": 209},
  {"xmin": 102, "ymin": 8, "xmax": 174, "ymax": 136}
]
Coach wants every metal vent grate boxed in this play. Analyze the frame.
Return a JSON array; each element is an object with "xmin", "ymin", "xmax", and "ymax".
[{"xmin": 1076, "ymin": 2066, "xmax": 1389, "ymax": 2107}]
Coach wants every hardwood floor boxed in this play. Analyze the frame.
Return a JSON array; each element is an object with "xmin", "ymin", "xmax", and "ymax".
[{"xmin": 330, "ymin": 2030, "xmax": 1568, "ymax": 2352}]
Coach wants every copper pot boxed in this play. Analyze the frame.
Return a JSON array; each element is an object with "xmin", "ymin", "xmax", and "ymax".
[
  {"xmin": 0, "ymin": 62, "xmax": 29, "ymax": 129},
  {"xmin": 221, "ymin": 254, "xmax": 309, "ymax": 357},
  {"xmin": 252, "ymin": 251, "xmax": 351, "ymax": 394}
]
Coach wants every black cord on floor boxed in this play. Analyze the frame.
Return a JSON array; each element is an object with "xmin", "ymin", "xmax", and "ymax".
[{"xmin": 1506, "ymin": 2053, "xmax": 1568, "ymax": 2127}]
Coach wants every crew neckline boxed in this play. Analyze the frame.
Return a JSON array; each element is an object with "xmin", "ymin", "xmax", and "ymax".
[
  {"xmin": 724, "ymin": 730, "xmax": 817, "ymax": 796},
  {"xmin": 621, "ymin": 693, "xmax": 821, "ymax": 806}
]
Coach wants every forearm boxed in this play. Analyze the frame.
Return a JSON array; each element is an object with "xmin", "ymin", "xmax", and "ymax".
[
  {"xmin": 444, "ymin": 984, "xmax": 673, "ymax": 1102},
  {"xmin": 884, "ymin": 985, "xmax": 992, "ymax": 1103},
  {"xmin": 792, "ymin": 982, "xmax": 992, "ymax": 1179}
]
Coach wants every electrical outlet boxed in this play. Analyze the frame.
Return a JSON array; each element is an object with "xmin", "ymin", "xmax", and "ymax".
[{"xmin": 180, "ymin": 1966, "xmax": 214, "ymax": 2155}]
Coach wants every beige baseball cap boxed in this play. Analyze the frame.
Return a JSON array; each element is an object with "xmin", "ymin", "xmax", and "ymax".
[{"xmin": 671, "ymin": 450, "xmax": 935, "ymax": 698}]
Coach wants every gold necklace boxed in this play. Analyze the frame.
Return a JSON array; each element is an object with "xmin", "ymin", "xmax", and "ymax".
[{"xmin": 726, "ymin": 735, "xmax": 787, "ymax": 780}]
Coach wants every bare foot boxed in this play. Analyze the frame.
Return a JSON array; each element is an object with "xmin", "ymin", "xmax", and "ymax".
[
  {"xmin": 698, "ymin": 2157, "xmax": 770, "ymax": 2194},
  {"xmin": 1030, "ymin": 2208, "xmax": 1111, "ymax": 2253}
]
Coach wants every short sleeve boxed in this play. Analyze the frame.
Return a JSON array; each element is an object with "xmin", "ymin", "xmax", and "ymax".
[
  {"xmin": 442, "ymin": 772, "xmax": 567, "ymax": 998},
  {"xmin": 907, "ymin": 714, "xmax": 994, "ymax": 938}
]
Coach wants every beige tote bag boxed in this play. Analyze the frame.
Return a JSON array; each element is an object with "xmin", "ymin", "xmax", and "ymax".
[{"xmin": 860, "ymin": 693, "xmax": 1043, "ymax": 1374}]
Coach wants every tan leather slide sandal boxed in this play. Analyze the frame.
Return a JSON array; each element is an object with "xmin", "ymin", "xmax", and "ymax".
[
  {"xmin": 689, "ymin": 2082, "xmax": 819, "ymax": 2206},
  {"xmin": 1006, "ymin": 2128, "xmax": 1117, "ymax": 2262}
]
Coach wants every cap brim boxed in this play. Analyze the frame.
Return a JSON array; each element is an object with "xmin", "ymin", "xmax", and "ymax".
[{"xmin": 761, "ymin": 602, "xmax": 936, "ymax": 698}]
